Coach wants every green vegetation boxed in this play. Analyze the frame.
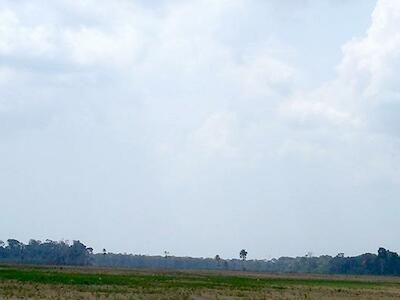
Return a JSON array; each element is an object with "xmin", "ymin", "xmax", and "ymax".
[
  {"xmin": 1, "ymin": 265, "xmax": 400, "ymax": 299},
  {"xmin": 0, "ymin": 265, "xmax": 395, "ymax": 289}
]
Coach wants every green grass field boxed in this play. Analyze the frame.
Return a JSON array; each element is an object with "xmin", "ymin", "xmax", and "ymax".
[{"xmin": 1, "ymin": 265, "xmax": 400, "ymax": 299}]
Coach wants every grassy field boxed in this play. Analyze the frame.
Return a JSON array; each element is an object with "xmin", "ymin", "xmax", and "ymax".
[{"xmin": 1, "ymin": 265, "xmax": 400, "ymax": 299}]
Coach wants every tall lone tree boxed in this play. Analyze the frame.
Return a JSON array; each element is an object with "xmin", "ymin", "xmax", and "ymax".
[{"xmin": 240, "ymin": 249, "xmax": 248, "ymax": 261}]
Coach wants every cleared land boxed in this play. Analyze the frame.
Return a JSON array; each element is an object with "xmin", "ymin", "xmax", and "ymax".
[{"xmin": 1, "ymin": 265, "xmax": 400, "ymax": 299}]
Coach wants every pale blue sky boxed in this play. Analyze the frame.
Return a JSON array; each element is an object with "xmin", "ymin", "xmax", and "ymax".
[{"xmin": 1, "ymin": 0, "xmax": 399, "ymax": 259}]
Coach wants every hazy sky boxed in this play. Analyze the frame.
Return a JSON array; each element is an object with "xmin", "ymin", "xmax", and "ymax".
[{"xmin": 1, "ymin": 0, "xmax": 399, "ymax": 259}]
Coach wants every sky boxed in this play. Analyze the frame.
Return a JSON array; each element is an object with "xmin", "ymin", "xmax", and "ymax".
[{"xmin": 1, "ymin": 0, "xmax": 400, "ymax": 259}]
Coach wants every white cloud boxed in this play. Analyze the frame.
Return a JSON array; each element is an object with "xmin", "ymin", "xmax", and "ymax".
[
  {"xmin": 189, "ymin": 112, "xmax": 238, "ymax": 158},
  {"xmin": 339, "ymin": 0, "xmax": 400, "ymax": 99},
  {"xmin": 1, "ymin": 0, "xmax": 400, "ymax": 258},
  {"xmin": 0, "ymin": 9, "xmax": 55, "ymax": 57},
  {"xmin": 281, "ymin": 0, "xmax": 400, "ymax": 135},
  {"xmin": 279, "ymin": 83, "xmax": 363, "ymax": 129},
  {"xmin": 64, "ymin": 27, "xmax": 137, "ymax": 66},
  {"xmin": 282, "ymin": 100, "xmax": 359, "ymax": 126},
  {"xmin": 273, "ymin": 0, "xmax": 400, "ymax": 192}
]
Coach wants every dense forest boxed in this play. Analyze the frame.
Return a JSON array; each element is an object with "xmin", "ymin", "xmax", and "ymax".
[
  {"xmin": 0, "ymin": 239, "xmax": 92, "ymax": 266},
  {"xmin": 1, "ymin": 239, "xmax": 400, "ymax": 276}
]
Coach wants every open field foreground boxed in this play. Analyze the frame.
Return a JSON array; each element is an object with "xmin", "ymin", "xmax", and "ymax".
[{"xmin": 1, "ymin": 266, "xmax": 400, "ymax": 299}]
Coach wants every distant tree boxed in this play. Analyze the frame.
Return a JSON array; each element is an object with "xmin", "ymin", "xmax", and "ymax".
[
  {"xmin": 29, "ymin": 239, "xmax": 41, "ymax": 246},
  {"xmin": 336, "ymin": 253, "xmax": 345, "ymax": 258},
  {"xmin": 7, "ymin": 239, "xmax": 23, "ymax": 258},
  {"xmin": 240, "ymin": 249, "xmax": 248, "ymax": 261},
  {"xmin": 378, "ymin": 247, "xmax": 387, "ymax": 259},
  {"xmin": 68, "ymin": 240, "xmax": 91, "ymax": 265},
  {"xmin": 214, "ymin": 255, "xmax": 221, "ymax": 268},
  {"xmin": 0, "ymin": 241, "xmax": 5, "ymax": 259},
  {"xmin": 305, "ymin": 251, "xmax": 313, "ymax": 258},
  {"xmin": 164, "ymin": 251, "xmax": 169, "ymax": 258},
  {"xmin": 0, "ymin": 238, "xmax": 92, "ymax": 266},
  {"xmin": 103, "ymin": 248, "xmax": 107, "ymax": 256},
  {"xmin": 7, "ymin": 239, "xmax": 21, "ymax": 249}
]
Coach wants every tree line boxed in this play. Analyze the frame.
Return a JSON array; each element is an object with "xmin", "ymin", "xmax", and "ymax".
[
  {"xmin": 1, "ymin": 239, "xmax": 400, "ymax": 276},
  {"xmin": 0, "ymin": 239, "xmax": 92, "ymax": 266}
]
